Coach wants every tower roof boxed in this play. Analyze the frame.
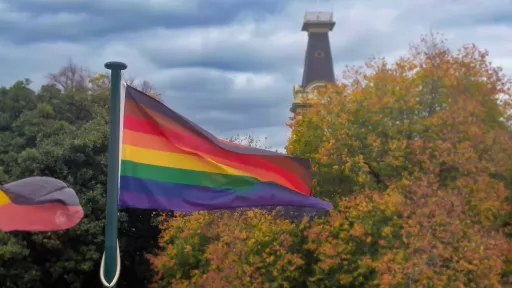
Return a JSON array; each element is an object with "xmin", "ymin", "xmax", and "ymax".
[{"xmin": 302, "ymin": 12, "xmax": 335, "ymax": 31}]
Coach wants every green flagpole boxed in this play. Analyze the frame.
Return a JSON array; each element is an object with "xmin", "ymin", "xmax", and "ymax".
[{"xmin": 102, "ymin": 61, "xmax": 127, "ymax": 288}]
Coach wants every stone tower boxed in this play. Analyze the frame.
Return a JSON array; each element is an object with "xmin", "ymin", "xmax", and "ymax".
[{"xmin": 290, "ymin": 11, "xmax": 336, "ymax": 114}]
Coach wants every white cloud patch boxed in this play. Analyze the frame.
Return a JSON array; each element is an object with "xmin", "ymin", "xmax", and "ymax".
[{"xmin": 230, "ymin": 73, "xmax": 277, "ymax": 91}]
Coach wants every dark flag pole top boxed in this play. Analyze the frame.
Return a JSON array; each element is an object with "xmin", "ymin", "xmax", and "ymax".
[{"xmin": 100, "ymin": 61, "xmax": 127, "ymax": 288}]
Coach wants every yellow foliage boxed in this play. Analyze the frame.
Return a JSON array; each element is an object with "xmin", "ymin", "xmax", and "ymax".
[
  {"xmin": 286, "ymin": 32, "xmax": 512, "ymax": 286},
  {"xmin": 150, "ymin": 33, "xmax": 512, "ymax": 287}
]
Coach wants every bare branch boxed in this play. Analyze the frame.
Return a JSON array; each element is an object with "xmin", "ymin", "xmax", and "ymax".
[
  {"xmin": 125, "ymin": 76, "xmax": 162, "ymax": 100},
  {"xmin": 46, "ymin": 59, "xmax": 91, "ymax": 91}
]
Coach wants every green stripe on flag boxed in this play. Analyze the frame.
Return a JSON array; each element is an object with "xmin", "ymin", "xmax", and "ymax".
[{"xmin": 120, "ymin": 160, "xmax": 260, "ymax": 190}]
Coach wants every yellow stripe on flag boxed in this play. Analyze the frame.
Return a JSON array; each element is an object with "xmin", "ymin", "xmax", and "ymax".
[{"xmin": 121, "ymin": 144, "xmax": 253, "ymax": 177}]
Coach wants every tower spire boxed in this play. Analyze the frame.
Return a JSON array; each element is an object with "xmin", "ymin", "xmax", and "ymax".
[{"xmin": 291, "ymin": 11, "xmax": 336, "ymax": 114}]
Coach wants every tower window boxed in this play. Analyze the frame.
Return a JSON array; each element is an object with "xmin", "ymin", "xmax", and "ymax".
[{"xmin": 314, "ymin": 50, "xmax": 325, "ymax": 58}]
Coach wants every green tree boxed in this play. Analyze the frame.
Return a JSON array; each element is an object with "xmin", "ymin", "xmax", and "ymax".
[{"xmin": 0, "ymin": 62, "xmax": 163, "ymax": 287}]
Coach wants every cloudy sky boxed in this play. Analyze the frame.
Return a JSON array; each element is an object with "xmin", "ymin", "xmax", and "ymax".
[{"xmin": 1, "ymin": 0, "xmax": 511, "ymax": 150}]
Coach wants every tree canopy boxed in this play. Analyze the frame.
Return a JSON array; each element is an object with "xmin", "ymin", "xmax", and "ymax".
[
  {"xmin": 0, "ymin": 61, "xmax": 162, "ymax": 288},
  {"xmin": 151, "ymin": 33, "xmax": 512, "ymax": 287},
  {"xmin": 1, "ymin": 33, "xmax": 511, "ymax": 287}
]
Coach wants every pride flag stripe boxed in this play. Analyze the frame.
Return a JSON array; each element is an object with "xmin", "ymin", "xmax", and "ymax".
[
  {"xmin": 121, "ymin": 144, "xmax": 252, "ymax": 177},
  {"xmin": 124, "ymin": 100, "xmax": 312, "ymax": 184},
  {"xmin": 121, "ymin": 129, "xmax": 301, "ymax": 192},
  {"xmin": 123, "ymin": 110, "xmax": 307, "ymax": 194},
  {"xmin": 119, "ymin": 176, "xmax": 332, "ymax": 212},
  {"xmin": 123, "ymin": 90, "xmax": 312, "ymax": 194},
  {"xmin": 118, "ymin": 85, "xmax": 333, "ymax": 212},
  {"xmin": 121, "ymin": 161, "xmax": 259, "ymax": 190}
]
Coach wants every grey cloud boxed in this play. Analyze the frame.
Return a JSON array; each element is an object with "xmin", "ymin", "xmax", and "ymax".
[
  {"xmin": 0, "ymin": 41, "xmax": 96, "ymax": 87},
  {"xmin": 1, "ymin": 0, "xmax": 512, "ymax": 150},
  {"xmin": 108, "ymin": 1, "xmax": 414, "ymax": 74},
  {"xmin": 146, "ymin": 67, "xmax": 293, "ymax": 131},
  {"xmin": 120, "ymin": 26, "xmax": 305, "ymax": 73},
  {"xmin": 1, "ymin": 0, "xmax": 284, "ymax": 43},
  {"xmin": 399, "ymin": 0, "xmax": 512, "ymax": 29}
]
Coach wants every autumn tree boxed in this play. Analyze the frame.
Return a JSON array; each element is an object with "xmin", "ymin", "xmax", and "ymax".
[
  {"xmin": 287, "ymin": 32, "xmax": 512, "ymax": 286},
  {"xmin": 150, "ymin": 33, "xmax": 512, "ymax": 287}
]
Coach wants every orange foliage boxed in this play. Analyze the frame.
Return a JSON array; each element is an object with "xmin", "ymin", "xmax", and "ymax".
[
  {"xmin": 287, "ymin": 32, "xmax": 512, "ymax": 286},
  {"xmin": 148, "ymin": 210, "xmax": 308, "ymax": 288},
  {"xmin": 149, "ymin": 33, "xmax": 512, "ymax": 287}
]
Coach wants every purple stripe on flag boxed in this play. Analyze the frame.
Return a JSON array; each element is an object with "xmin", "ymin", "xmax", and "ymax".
[{"xmin": 119, "ymin": 176, "xmax": 332, "ymax": 212}]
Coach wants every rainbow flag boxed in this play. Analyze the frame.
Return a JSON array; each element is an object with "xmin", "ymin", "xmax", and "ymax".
[{"xmin": 118, "ymin": 84, "xmax": 332, "ymax": 212}]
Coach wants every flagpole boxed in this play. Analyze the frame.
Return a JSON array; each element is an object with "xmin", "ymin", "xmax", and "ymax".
[{"xmin": 102, "ymin": 61, "xmax": 127, "ymax": 288}]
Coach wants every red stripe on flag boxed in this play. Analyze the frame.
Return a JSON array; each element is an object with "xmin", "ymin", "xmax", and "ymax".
[{"xmin": 122, "ymin": 114, "xmax": 311, "ymax": 194}]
